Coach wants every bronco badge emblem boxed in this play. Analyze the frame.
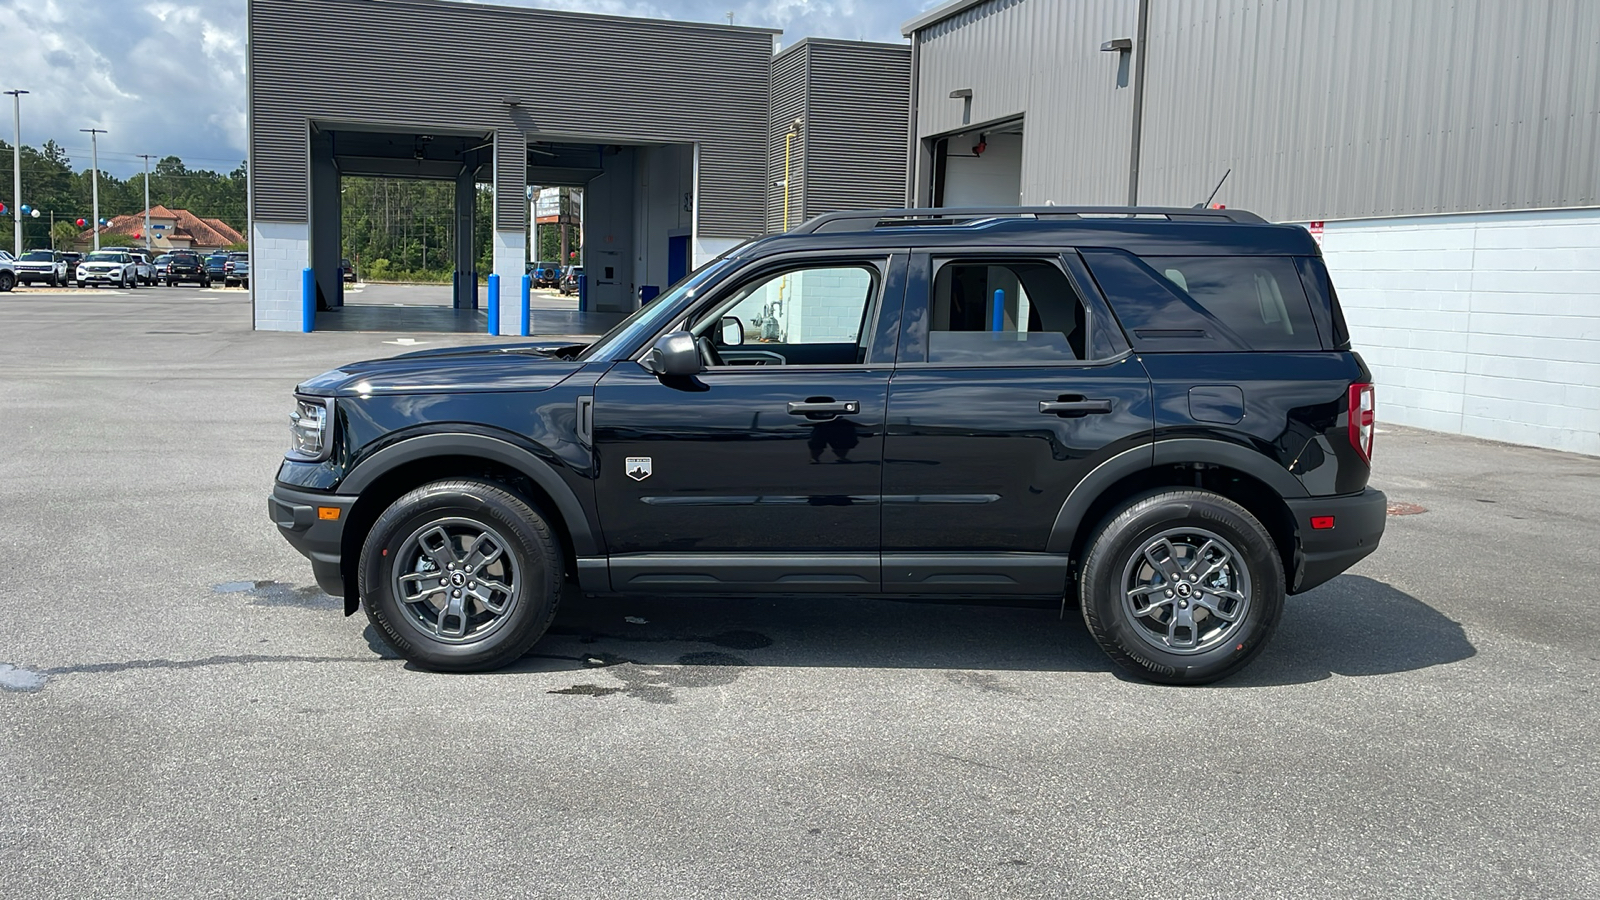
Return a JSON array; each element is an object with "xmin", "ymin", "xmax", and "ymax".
[{"xmin": 625, "ymin": 457, "xmax": 653, "ymax": 481}]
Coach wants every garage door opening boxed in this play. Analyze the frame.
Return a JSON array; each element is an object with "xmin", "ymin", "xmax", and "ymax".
[{"xmin": 931, "ymin": 121, "xmax": 1024, "ymax": 208}]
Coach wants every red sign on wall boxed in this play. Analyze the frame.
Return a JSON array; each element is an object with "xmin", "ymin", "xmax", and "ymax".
[{"xmin": 1308, "ymin": 221, "xmax": 1324, "ymax": 246}]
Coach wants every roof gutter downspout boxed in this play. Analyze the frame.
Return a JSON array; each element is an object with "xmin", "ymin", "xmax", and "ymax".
[{"xmin": 1126, "ymin": 0, "xmax": 1150, "ymax": 206}]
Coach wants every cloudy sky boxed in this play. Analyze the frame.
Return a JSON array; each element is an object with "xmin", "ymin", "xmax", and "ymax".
[{"xmin": 0, "ymin": 0, "xmax": 936, "ymax": 179}]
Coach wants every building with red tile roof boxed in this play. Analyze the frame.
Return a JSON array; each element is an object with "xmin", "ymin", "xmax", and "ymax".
[{"xmin": 77, "ymin": 207, "xmax": 245, "ymax": 253}]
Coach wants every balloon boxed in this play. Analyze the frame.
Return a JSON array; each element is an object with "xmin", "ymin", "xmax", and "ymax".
[
  {"xmin": 30, "ymin": 209, "xmax": 39, "ymax": 218},
  {"xmin": 99, "ymin": 218, "xmax": 108, "ymax": 226},
  {"xmin": 76, "ymin": 218, "xmax": 86, "ymax": 227},
  {"xmin": 133, "ymin": 232, "xmax": 142, "ymax": 239},
  {"xmin": 20, "ymin": 205, "xmax": 31, "ymax": 214},
  {"xmin": 0, "ymin": 202, "xmax": 7, "ymax": 214}
]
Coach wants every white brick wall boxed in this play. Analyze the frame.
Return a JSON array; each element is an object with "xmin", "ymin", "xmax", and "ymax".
[
  {"xmin": 1318, "ymin": 207, "xmax": 1600, "ymax": 456},
  {"xmin": 252, "ymin": 221, "xmax": 310, "ymax": 332}
]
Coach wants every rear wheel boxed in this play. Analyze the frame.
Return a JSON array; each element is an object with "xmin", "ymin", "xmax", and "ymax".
[
  {"xmin": 1080, "ymin": 489, "xmax": 1284, "ymax": 685},
  {"xmin": 360, "ymin": 479, "xmax": 564, "ymax": 672}
]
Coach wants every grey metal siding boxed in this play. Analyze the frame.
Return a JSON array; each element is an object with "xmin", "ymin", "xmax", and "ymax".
[
  {"xmin": 767, "ymin": 44, "xmax": 811, "ymax": 231},
  {"xmin": 911, "ymin": 0, "xmax": 1600, "ymax": 220},
  {"xmin": 1138, "ymin": 0, "xmax": 1600, "ymax": 219},
  {"xmin": 802, "ymin": 42, "xmax": 913, "ymax": 221},
  {"xmin": 913, "ymin": 0, "xmax": 1138, "ymax": 207},
  {"xmin": 249, "ymin": 0, "xmax": 774, "ymax": 237}
]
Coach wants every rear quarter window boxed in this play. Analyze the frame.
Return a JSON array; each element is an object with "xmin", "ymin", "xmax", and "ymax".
[{"xmin": 1143, "ymin": 256, "xmax": 1321, "ymax": 351}]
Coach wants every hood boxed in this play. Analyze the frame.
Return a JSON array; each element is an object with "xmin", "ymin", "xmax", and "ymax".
[{"xmin": 296, "ymin": 341, "xmax": 591, "ymax": 397}]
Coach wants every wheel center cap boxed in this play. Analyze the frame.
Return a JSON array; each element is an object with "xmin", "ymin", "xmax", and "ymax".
[
  {"xmin": 1175, "ymin": 582, "xmax": 1193, "ymax": 598},
  {"xmin": 450, "ymin": 571, "xmax": 467, "ymax": 588}
]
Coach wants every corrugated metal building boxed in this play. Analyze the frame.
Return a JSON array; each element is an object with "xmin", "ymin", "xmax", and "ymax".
[
  {"xmin": 248, "ymin": 0, "xmax": 775, "ymax": 329},
  {"xmin": 766, "ymin": 39, "xmax": 912, "ymax": 232},
  {"xmin": 904, "ymin": 0, "xmax": 1600, "ymax": 455}
]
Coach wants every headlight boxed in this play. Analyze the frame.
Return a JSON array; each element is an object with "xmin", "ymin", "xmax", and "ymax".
[{"xmin": 288, "ymin": 397, "xmax": 333, "ymax": 461}]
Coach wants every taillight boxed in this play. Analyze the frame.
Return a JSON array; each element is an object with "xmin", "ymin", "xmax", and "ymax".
[{"xmin": 1348, "ymin": 383, "xmax": 1375, "ymax": 464}]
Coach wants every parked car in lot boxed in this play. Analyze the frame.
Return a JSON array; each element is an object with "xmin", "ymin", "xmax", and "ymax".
[
  {"xmin": 270, "ymin": 205, "xmax": 1387, "ymax": 685},
  {"xmin": 559, "ymin": 264, "xmax": 582, "ymax": 295},
  {"xmin": 125, "ymin": 250, "xmax": 156, "ymax": 286},
  {"xmin": 76, "ymin": 250, "xmax": 141, "ymax": 288},
  {"xmin": 0, "ymin": 251, "xmax": 15, "ymax": 292},
  {"xmin": 205, "ymin": 253, "xmax": 230, "ymax": 281},
  {"xmin": 151, "ymin": 253, "xmax": 174, "ymax": 284},
  {"xmin": 15, "ymin": 250, "xmax": 69, "ymax": 286},
  {"xmin": 163, "ymin": 250, "xmax": 212, "ymax": 287},
  {"xmin": 531, "ymin": 260, "xmax": 562, "ymax": 288},
  {"xmin": 58, "ymin": 251, "xmax": 83, "ymax": 285},
  {"xmin": 341, "ymin": 258, "xmax": 357, "ymax": 283},
  {"xmin": 224, "ymin": 256, "xmax": 250, "ymax": 287}
]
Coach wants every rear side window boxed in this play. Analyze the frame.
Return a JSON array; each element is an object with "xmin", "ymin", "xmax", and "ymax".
[
  {"xmin": 926, "ymin": 259, "xmax": 1088, "ymax": 363},
  {"xmin": 1144, "ymin": 256, "xmax": 1320, "ymax": 350}
]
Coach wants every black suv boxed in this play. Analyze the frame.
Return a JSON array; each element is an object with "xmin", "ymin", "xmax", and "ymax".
[
  {"xmin": 162, "ymin": 250, "xmax": 211, "ymax": 287},
  {"xmin": 270, "ymin": 207, "xmax": 1385, "ymax": 685}
]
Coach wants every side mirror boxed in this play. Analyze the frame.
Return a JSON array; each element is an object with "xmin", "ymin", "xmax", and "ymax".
[
  {"xmin": 719, "ymin": 316, "xmax": 745, "ymax": 346},
  {"xmin": 640, "ymin": 331, "xmax": 702, "ymax": 377}
]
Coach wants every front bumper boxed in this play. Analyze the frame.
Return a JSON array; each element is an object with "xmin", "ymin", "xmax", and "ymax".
[
  {"xmin": 1286, "ymin": 487, "xmax": 1387, "ymax": 593},
  {"xmin": 269, "ymin": 483, "xmax": 357, "ymax": 604},
  {"xmin": 78, "ymin": 271, "xmax": 123, "ymax": 284}
]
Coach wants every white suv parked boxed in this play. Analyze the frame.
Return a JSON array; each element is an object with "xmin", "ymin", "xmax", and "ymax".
[{"xmin": 76, "ymin": 250, "xmax": 142, "ymax": 288}]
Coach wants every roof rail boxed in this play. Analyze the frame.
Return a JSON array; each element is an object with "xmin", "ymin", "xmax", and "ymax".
[{"xmin": 790, "ymin": 206, "xmax": 1267, "ymax": 234}]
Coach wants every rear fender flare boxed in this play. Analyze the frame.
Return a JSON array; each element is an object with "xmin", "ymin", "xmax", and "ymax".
[{"xmin": 1046, "ymin": 438, "xmax": 1306, "ymax": 555}]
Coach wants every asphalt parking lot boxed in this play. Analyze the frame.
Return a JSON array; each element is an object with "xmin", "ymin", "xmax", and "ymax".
[{"xmin": 2, "ymin": 287, "xmax": 1597, "ymax": 898}]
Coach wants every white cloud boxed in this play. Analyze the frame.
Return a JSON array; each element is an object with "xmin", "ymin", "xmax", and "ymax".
[{"xmin": 0, "ymin": 0, "xmax": 947, "ymax": 178}]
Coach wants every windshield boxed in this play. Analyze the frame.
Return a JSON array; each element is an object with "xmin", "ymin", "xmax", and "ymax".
[
  {"xmin": 576, "ymin": 257, "xmax": 735, "ymax": 362},
  {"xmin": 86, "ymin": 252, "xmax": 123, "ymax": 262},
  {"xmin": 21, "ymin": 251, "xmax": 53, "ymax": 261}
]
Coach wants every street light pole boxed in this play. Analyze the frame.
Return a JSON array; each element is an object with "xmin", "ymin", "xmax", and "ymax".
[
  {"xmin": 138, "ymin": 153, "xmax": 153, "ymax": 251},
  {"xmin": 80, "ymin": 128, "xmax": 105, "ymax": 250},
  {"xmin": 5, "ymin": 89, "xmax": 28, "ymax": 259}
]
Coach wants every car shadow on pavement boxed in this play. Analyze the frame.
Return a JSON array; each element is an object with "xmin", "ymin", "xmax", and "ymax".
[{"xmin": 471, "ymin": 573, "xmax": 1475, "ymax": 687}]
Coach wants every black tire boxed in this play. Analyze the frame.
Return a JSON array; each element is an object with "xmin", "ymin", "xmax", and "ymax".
[
  {"xmin": 360, "ymin": 479, "xmax": 563, "ymax": 672},
  {"xmin": 1079, "ymin": 489, "xmax": 1284, "ymax": 685},
  {"xmin": 0, "ymin": 271, "xmax": 13, "ymax": 292}
]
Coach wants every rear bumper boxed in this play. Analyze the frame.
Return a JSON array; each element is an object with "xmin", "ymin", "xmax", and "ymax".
[
  {"xmin": 269, "ymin": 483, "xmax": 357, "ymax": 601},
  {"xmin": 1286, "ymin": 487, "xmax": 1387, "ymax": 593}
]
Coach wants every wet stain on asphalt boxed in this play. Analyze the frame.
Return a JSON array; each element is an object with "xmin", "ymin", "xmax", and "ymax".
[
  {"xmin": 547, "ymin": 650, "xmax": 750, "ymax": 704},
  {"xmin": 0, "ymin": 663, "xmax": 49, "ymax": 693},
  {"xmin": 215, "ymin": 580, "xmax": 340, "ymax": 609}
]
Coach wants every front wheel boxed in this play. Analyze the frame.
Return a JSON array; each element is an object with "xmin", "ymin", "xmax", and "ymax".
[
  {"xmin": 1079, "ymin": 489, "xmax": 1284, "ymax": 685},
  {"xmin": 0, "ymin": 271, "xmax": 14, "ymax": 292},
  {"xmin": 360, "ymin": 479, "xmax": 564, "ymax": 672}
]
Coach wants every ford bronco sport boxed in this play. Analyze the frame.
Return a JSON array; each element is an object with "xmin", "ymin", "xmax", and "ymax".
[{"xmin": 270, "ymin": 206, "xmax": 1385, "ymax": 684}]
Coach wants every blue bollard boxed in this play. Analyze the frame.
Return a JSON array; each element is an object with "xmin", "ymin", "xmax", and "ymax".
[
  {"xmin": 577, "ymin": 273, "xmax": 588, "ymax": 312},
  {"xmin": 991, "ymin": 288, "xmax": 1005, "ymax": 332},
  {"xmin": 487, "ymin": 273, "xmax": 501, "ymax": 336},
  {"xmin": 301, "ymin": 267, "xmax": 315, "ymax": 333},
  {"xmin": 520, "ymin": 274, "xmax": 532, "ymax": 337}
]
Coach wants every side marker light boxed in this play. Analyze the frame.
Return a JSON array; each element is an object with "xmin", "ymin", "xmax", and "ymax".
[
  {"xmin": 1311, "ymin": 516, "xmax": 1335, "ymax": 530},
  {"xmin": 318, "ymin": 507, "xmax": 341, "ymax": 521}
]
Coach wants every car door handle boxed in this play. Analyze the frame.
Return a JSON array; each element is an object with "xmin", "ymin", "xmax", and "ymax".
[
  {"xmin": 788, "ymin": 399, "xmax": 860, "ymax": 417},
  {"xmin": 1039, "ymin": 398, "xmax": 1113, "ymax": 417}
]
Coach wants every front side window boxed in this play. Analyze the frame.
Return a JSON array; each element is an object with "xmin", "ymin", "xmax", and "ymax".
[
  {"xmin": 695, "ymin": 263, "xmax": 880, "ymax": 367},
  {"xmin": 926, "ymin": 259, "xmax": 1088, "ymax": 363}
]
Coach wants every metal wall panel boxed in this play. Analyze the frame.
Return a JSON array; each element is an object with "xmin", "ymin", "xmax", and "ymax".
[
  {"xmin": 767, "ymin": 40, "xmax": 912, "ymax": 232},
  {"xmin": 1139, "ymin": 0, "xmax": 1600, "ymax": 220},
  {"xmin": 913, "ymin": 0, "xmax": 1139, "ymax": 207},
  {"xmin": 802, "ymin": 41, "xmax": 913, "ymax": 223},
  {"xmin": 767, "ymin": 44, "xmax": 811, "ymax": 231},
  {"xmin": 249, "ymin": 0, "xmax": 774, "ymax": 237},
  {"xmin": 911, "ymin": 0, "xmax": 1600, "ymax": 220}
]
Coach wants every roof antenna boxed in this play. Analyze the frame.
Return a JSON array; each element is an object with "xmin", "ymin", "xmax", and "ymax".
[{"xmin": 1196, "ymin": 168, "xmax": 1231, "ymax": 209}]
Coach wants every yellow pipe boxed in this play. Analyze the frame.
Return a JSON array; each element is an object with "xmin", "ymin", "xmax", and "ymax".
[{"xmin": 783, "ymin": 130, "xmax": 794, "ymax": 231}]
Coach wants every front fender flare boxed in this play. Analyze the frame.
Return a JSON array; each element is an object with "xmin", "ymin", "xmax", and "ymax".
[{"xmin": 341, "ymin": 432, "xmax": 599, "ymax": 557}]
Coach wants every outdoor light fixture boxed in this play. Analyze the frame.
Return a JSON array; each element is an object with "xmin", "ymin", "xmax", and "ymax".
[
  {"xmin": 502, "ymin": 95, "xmax": 522, "ymax": 107},
  {"xmin": 949, "ymin": 88, "xmax": 973, "ymax": 126},
  {"xmin": 1101, "ymin": 38, "xmax": 1133, "ymax": 52}
]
